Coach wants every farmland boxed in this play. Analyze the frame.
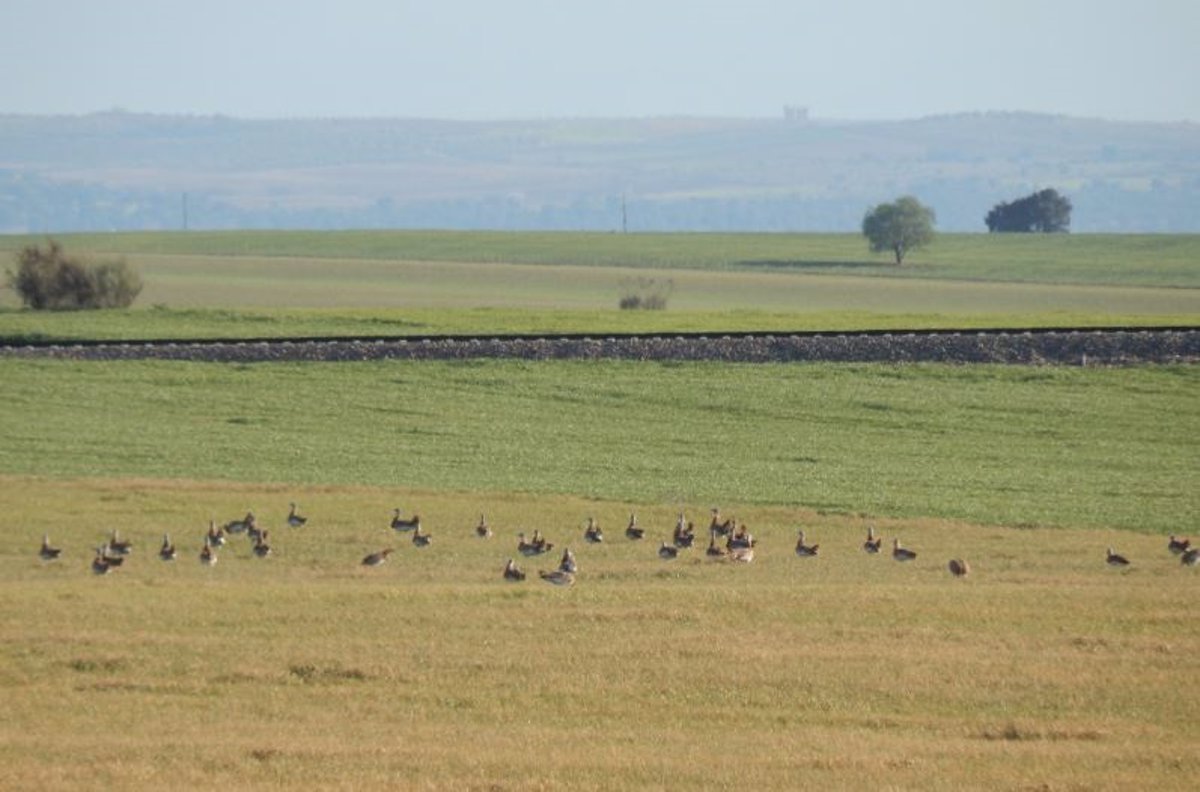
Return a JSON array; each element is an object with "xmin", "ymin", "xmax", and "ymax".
[{"xmin": 0, "ymin": 231, "xmax": 1198, "ymax": 789}]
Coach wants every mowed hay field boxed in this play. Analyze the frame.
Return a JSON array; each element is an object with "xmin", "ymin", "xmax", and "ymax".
[
  {"xmin": 1, "ymin": 359, "xmax": 1198, "ymax": 790},
  {"xmin": 1, "ymin": 231, "xmax": 1199, "ymax": 789}
]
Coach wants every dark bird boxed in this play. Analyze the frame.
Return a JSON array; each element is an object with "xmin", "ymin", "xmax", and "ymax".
[
  {"xmin": 539, "ymin": 568, "xmax": 575, "ymax": 587},
  {"xmin": 794, "ymin": 530, "xmax": 819, "ymax": 558},
  {"xmin": 475, "ymin": 514, "xmax": 492, "ymax": 539},
  {"xmin": 1106, "ymin": 547, "xmax": 1130, "ymax": 567},
  {"xmin": 863, "ymin": 525, "xmax": 882, "ymax": 554},
  {"xmin": 706, "ymin": 532, "xmax": 728, "ymax": 558},
  {"xmin": 92, "ymin": 547, "xmax": 113, "ymax": 575},
  {"xmin": 411, "ymin": 526, "xmax": 432, "ymax": 547},
  {"xmin": 559, "ymin": 547, "xmax": 578, "ymax": 574},
  {"xmin": 107, "ymin": 529, "xmax": 132, "ymax": 556},
  {"xmin": 391, "ymin": 509, "xmax": 420, "ymax": 532},
  {"xmin": 287, "ymin": 502, "xmax": 307, "ymax": 528},
  {"xmin": 39, "ymin": 534, "xmax": 62, "ymax": 561},
  {"xmin": 892, "ymin": 538, "xmax": 917, "ymax": 562},
  {"xmin": 206, "ymin": 520, "xmax": 226, "ymax": 548},
  {"xmin": 159, "ymin": 533, "xmax": 177, "ymax": 561},
  {"xmin": 625, "ymin": 513, "xmax": 645, "ymax": 540},
  {"xmin": 252, "ymin": 530, "xmax": 272, "ymax": 558},
  {"xmin": 1181, "ymin": 547, "xmax": 1199, "ymax": 567},
  {"xmin": 658, "ymin": 541, "xmax": 679, "ymax": 560},
  {"xmin": 709, "ymin": 508, "xmax": 734, "ymax": 537},
  {"xmin": 583, "ymin": 517, "xmax": 604, "ymax": 544},
  {"xmin": 503, "ymin": 558, "xmax": 526, "ymax": 581},
  {"xmin": 362, "ymin": 548, "xmax": 393, "ymax": 567},
  {"xmin": 1167, "ymin": 535, "xmax": 1191, "ymax": 555},
  {"xmin": 948, "ymin": 558, "xmax": 970, "ymax": 578},
  {"xmin": 200, "ymin": 539, "xmax": 218, "ymax": 566},
  {"xmin": 224, "ymin": 512, "xmax": 256, "ymax": 535}
]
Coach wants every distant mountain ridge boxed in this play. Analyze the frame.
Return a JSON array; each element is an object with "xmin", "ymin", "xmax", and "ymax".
[{"xmin": 1, "ymin": 111, "xmax": 1197, "ymax": 233}]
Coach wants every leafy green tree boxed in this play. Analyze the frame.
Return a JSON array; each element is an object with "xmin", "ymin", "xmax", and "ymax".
[
  {"xmin": 985, "ymin": 188, "xmax": 1072, "ymax": 232},
  {"xmin": 861, "ymin": 196, "xmax": 936, "ymax": 265}
]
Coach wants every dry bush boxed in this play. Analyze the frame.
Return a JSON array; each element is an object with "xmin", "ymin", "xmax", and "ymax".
[{"xmin": 6, "ymin": 239, "xmax": 142, "ymax": 310}]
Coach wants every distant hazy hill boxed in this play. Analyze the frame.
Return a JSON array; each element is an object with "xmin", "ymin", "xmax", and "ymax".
[{"xmin": 1, "ymin": 111, "xmax": 1196, "ymax": 233}]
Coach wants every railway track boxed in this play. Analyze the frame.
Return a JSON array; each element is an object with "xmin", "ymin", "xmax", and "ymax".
[{"xmin": 2, "ymin": 326, "xmax": 1197, "ymax": 364}]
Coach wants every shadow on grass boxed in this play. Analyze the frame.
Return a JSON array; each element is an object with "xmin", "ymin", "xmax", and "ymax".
[{"xmin": 734, "ymin": 259, "xmax": 892, "ymax": 271}]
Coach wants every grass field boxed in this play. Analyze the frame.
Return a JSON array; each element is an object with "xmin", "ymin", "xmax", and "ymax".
[
  {"xmin": 2, "ymin": 477, "xmax": 1198, "ymax": 790},
  {"xmin": 1, "ymin": 230, "xmax": 1198, "ymax": 789}
]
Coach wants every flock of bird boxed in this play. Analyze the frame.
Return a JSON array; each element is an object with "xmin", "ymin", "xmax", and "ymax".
[{"xmin": 34, "ymin": 503, "xmax": 1199, "ymax": 583}]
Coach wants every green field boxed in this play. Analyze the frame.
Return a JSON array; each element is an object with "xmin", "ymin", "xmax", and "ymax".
[
  {"xmin": 1, "ymin": 231, "xmax": 1198, "ymax": 789},
  {"xmin": 1, "ymin": 231, "xmax": 1198, "ymax": 341}
]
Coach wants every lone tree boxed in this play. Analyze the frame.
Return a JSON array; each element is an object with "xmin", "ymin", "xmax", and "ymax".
[
  {"xmin": 985, "ymin": 188, "xmax": 1072, "ymax": 232},
  {"xmin": 861, "ymin": 196, "xmax": 936, "ymax": 265},
  {"xmin": 5, "ymin": 239, "xmax": 142, "ymax": 310}
]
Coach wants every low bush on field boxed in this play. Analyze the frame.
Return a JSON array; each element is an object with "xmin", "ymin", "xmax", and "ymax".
[
  {"xmin": 618, "ymin": 276, "xmax": 673, "ymax": 310},
  {"xmin": 6, "ymin": 239, "xmax": 142, "ymax": 310}
]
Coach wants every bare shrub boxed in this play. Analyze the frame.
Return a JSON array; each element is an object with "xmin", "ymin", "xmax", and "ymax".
[
  {"xmin": 618, "ymin": 276, "xmax": 673, "ymax": 310},
  {"xmin": 6, "ymin": 239, "xmax": 142, "ymax": 310}
]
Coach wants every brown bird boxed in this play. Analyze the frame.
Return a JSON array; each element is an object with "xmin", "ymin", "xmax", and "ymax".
[
  {"xmin": 583, "ymin": 517, "xmax": 604, "ymax": 544},
  {"xmin": 1181, "ymin": 547, "xmax": 1199, "ymax": 567},
  {"xmin": 159, "ymin": 533, "xmax": 177, "ymax": 561},
  {"xmin": 625, "ymin": 513, "xmax": 645, "ymax": 540},
  {"xmin": 362, "ymin": 548, "xmax": 393, "ymax": 567},
  {"xmin": 658, "ymin": 541, "xmax": 679, "ymax": 560},
  {"xmin": 39, "ymin": 534, "xmax": 62, "ymax": 561},
  {"xmin": 709, "ymin": 507, "xmax": 734, "ymax": 537},
  {"xmin": 391, "ymin": 509, "xmax": 420, "ymax": 532},
  {"xmin": 206, "ymin": 520, "xmax": 226, "ymax": 548},
  {"xmin": 1167, "ymin": 535, "xmax": 1191, "ymax": 555},
  {"xmin": 1106, "ymin": 547, "xmax": 1130, "ymax": 567},
  {"xmin": 559, "ymin": 547, "xmax": 578, "ymax": 574},
  {"xmin": 475, "ymin": 514, "xmax": 493, "ymax": 539},
  {"xmin": 706, "ymin": 532, "xmax": 728, "ymax": 558},
  {"xmin": 948, "ymin": 558, "xmax": 970, "ymax": 577},
  {"xmin": 411, "ymin": 525, "xmax": 432, "ymax": 547},
  {"xmin": 794, "ymin": 530, "xmax": 819, "ymax": 558},
  {"xmin": 200, "ymin": 540, "xmax": 217, "ymax": 566},
  {"xmin": 92, "ymin": 547, "xmax": 113, "ymax": 575},
  {"xmin": 252, "ymin": 530, "xmax": 272, "ymax": 558},
  {"xmin": 287, "ymin": 502, "xmax": 307, "ymax": 528},
  {"xmin": 503, "ymin": 558, "xmax": 526, "ymax": 581},
  {"xmin": 863, "ymin": 525, "xmax": 882, "ymax": 554},
  {"xmin": 224, "ymin": 512, "xmax": 256, "ymax": 535},
  {"xmin": 539, "ymin": 568, "xmax": 575, "ymax": 587},
  {"xmin": 892, "ymin": 538, "xmax": 917, "ymax": 562},
  {"xmin": 107, "ymin": 529, "xmax": 132, "ymax": 556}
]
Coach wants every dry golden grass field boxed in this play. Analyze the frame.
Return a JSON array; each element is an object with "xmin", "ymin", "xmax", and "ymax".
[{"xmin": 2, "ymin": 477, "xmax": 1198, "ymax": 791}]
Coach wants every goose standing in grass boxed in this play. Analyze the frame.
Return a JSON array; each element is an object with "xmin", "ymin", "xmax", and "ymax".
[
  {"xmin": 558, "ymin": 547, "xmax": 578, "ymax": 574},
  {"xmin": 411, "ymin": 525, "xmax": 432, "ymax": 547},
  {"xmin": 107, "ymin": 529, "xmax": 132, "ymax": 556},
  {"xmin": 391, "ymin": 509, "xmax": 420, "ymax": 532},
  {"xmin": 658, "ymin": 541, "xmax": 679, "ymax": 560},
  {"xmin": 673, "ymin": 520, "xmax": 696, "ymax": 549},
  {"xmin": 584, "ymin": 517, "xmax": 604, "ymax": 544},
  {"xmin": 706, "ymin": 531, "xmax": 729, "ymax": 558},
  {"xmin": 39, "ymin": 534, "xmax": 62, "ymax": 561},
  {"xmin": 863, "ymin": 525, "xmax": 882, "ymax": 554},
  {"xmin": 728, "ymin": 524, "xmax": 755, "ymax": 550},
  {"xmin": 794, "ymin": 530, "xmax": 819, "ymax": 558},
  {"xmin": 948, "ymin": 558, "xmax": 970, "ymax": 578},
  {"xmin": 625, "ymin": 513, "xmax": 645, "ymax": 540},
  {"xmin": 539, "ymin": 568, "xmax": 575, "ymax": 587},
  {"xmin": 1181, "ymin": 547, "xmax": 1200, "ymax": 567},
  {"xmin": 892, "ymin": 538, "xmax": 917, "ymax": 562},
  {"xmin": 531, "ymin": 530, "xmax": 553, "ymax": 554},
  {"xmin": 252, "ymin": 530, "xmax": 272, "ymax": 558},
  {"xmin": 517, "ymin": 533, "xmax": 539, "ymax": 557},
  {"xmin": 200, "ymin": 539, "xmax": 217, "ymax": 566},
  {"xmin": 709, "ymin": 508, "xmax": 734, "ymax": 537},
  {"xmin": 1106, "ymin": 547, "xmax": 1130, "ymax": 567},
  {"xmin": 1167, "ymin": 535, "xmax": 1191, "ymax": 555},
  {"xmin": 92, "ymin": 547, "xmax": 113, "ymax": 575},
  {"xmin": 224, "ymin": 512, "xmax": 255, "ymax": 535},
  {"xmin": 206, "ymin": 520, "xmax": 226, "ymax": 548},
  {"xmin": 361, "ymin": 549, "xmax": 393, "ymax": 567},
  {"xmin": 159, "ymin": 533, "xmax": 177, "ymax": 561},
  {"xmin": 287, "ymin": 502, "xmax": 307, "ymax": 528},
  {"xmin": 503, "ymin": 558, "xmax": 526, "ymax": 581},
  {"xmin": 475, "ymin": 515, "xmax": 493, "ymax": 539}
]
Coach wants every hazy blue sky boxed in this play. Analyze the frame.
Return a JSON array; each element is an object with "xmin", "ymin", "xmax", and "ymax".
[{"xmin": 4, "ymin": 0, "xmax": 1198, "ymax": 122}]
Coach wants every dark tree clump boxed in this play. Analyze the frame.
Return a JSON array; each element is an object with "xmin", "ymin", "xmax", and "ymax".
[
  {"xmin": 5, "ymin": 240, "xmax": 142, "ymax": 310},
  {"xmin": 985, "ymin": 188, "xmax": 1072, "ymax": 233}
]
